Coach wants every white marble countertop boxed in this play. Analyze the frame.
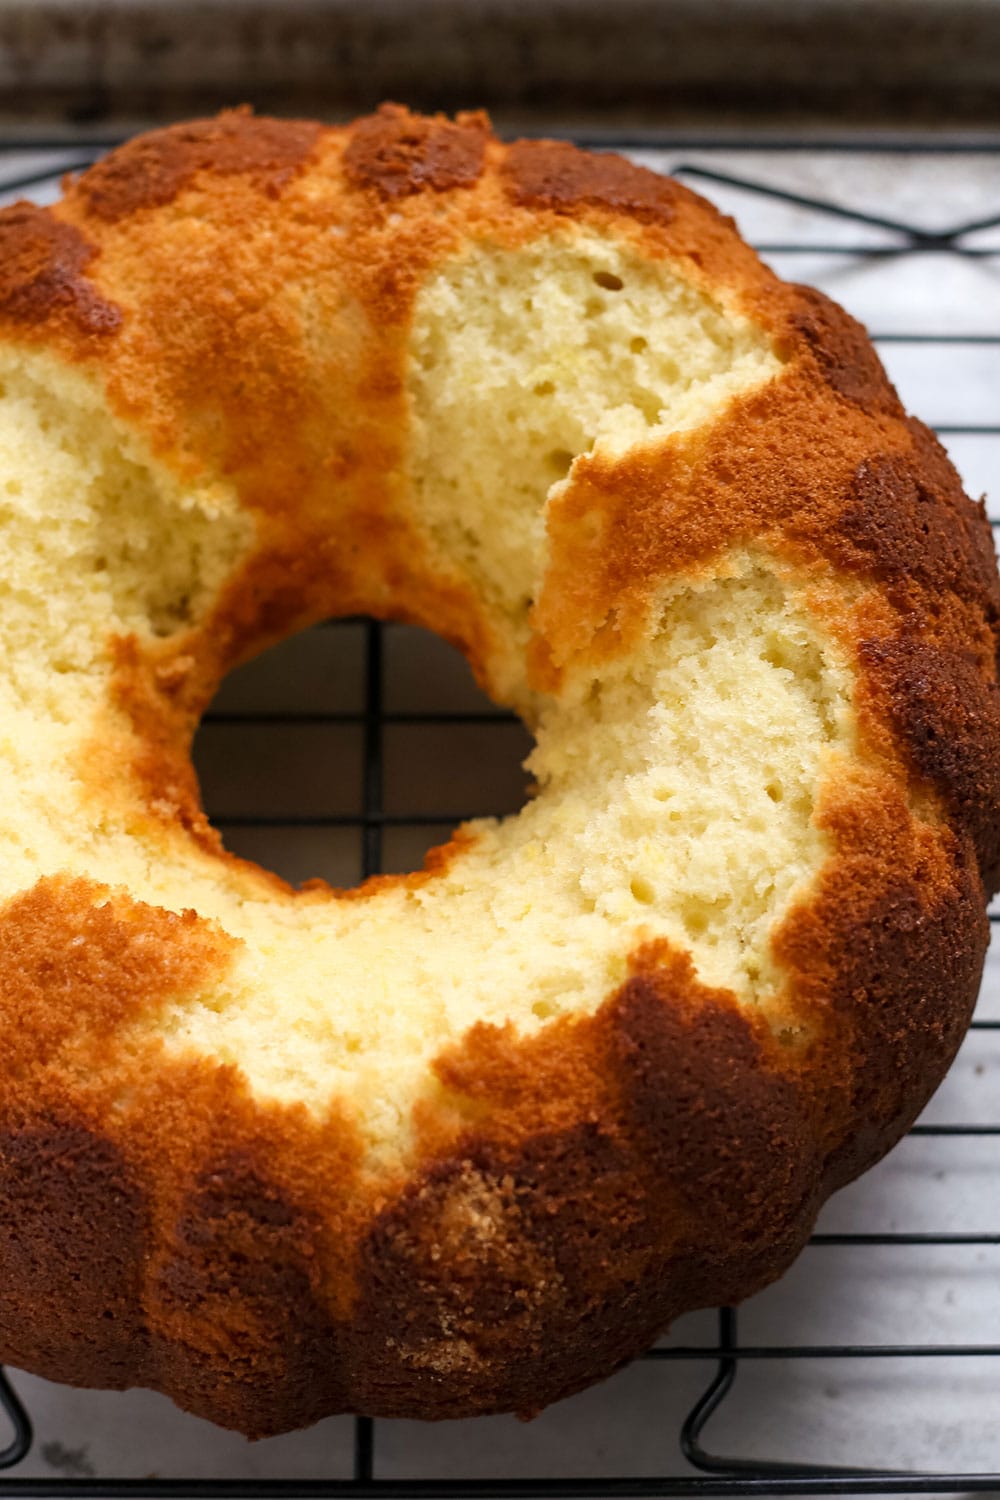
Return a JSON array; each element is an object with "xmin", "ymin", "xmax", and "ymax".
[{"xmin": 0, "ymin": 133, "xmax": 999, "ymax": 1496}]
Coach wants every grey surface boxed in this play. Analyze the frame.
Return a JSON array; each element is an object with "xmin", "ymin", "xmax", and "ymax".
[
  {"xmin": 1, "ymin": 139, "xmax": 999, "ymax": 1487},
  {"xmin": 1, "ymin": 0, "xmax": 1000, "ymax": 128}
]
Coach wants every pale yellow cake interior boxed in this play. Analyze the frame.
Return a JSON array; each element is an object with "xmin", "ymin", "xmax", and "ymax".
[
  {"xmin": 409, "ymin": 234, "xmax": 784, "ymax": 655},
  {"xmin": 0, "ymin": 229, "xmax": 855, "ymax": 1168}
]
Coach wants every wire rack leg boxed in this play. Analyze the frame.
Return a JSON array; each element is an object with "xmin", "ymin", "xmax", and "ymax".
[
  {"xmin": 0, "ymin": 1369, "xmax": 32, "ymax": 1472},
  {"xmin": 680, "ymin": 1308, "xmax": 917, "ymax": 1481},
  {"xmin": 353, "ymin": 1417, "xmax": 374, "ymax": 1485},
  {"xmin": 679, "ymin": 1308, "xmax": 739, "ymax": 1475},
  {"xmin": 353, "ymin": 620, "xmax": 382, "ymax": 1486},
  {"xmin": 361, "ymin": 619, "xmax": 384, "ymax": 882}
]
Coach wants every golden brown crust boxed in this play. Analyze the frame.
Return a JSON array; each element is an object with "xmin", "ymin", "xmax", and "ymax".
[
  {"xmin": 76, "ymin": 109, "xmax": 323, "ymax": 222},
  {"xmin": 343, "ymin": 103, "xmax": 489, "ymax": 198},
  {"xmin": 0, "ymin": 106, "xmax": 997, "ymax": 1437},
  {"xmin": 503, "ymin": 137, "xmax": 679, "ymax": 224},
  {"xmin": 783, "ymin": 284, "xmax": 905, "ymax": 417},
  {"xmin": 0, "ymin": 1122, "xmax": 150, "ymax": 1389},
  {"xmin": 859, "ymin": 639, "xmax": 1000, "ymax": 892},
  {"xmin": 0, "ymin": 876, "xmax": 236, "ymax": 1068},
  {"xmin": 0, "ymin": 202, "xmax": 121, "ymax": 338}
]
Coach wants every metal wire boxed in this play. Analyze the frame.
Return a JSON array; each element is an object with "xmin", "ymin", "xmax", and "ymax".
[
  {"xmin": 0, "ymin": 1375, "xmax": 31, "ymax": 1473},
  {"xmin": 0, "ymin": 130, "xmax": 998, "ymax": 1497}
]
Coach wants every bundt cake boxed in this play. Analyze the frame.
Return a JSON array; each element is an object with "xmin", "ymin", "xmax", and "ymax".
[{"xmin": 0, "ymin": 105, "xmax": 998, "ymax": 1437}]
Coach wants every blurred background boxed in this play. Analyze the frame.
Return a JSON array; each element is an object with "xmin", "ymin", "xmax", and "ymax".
[{"xmin": 2, "ymin": 0, "xmax": 999, "ymax": 133}]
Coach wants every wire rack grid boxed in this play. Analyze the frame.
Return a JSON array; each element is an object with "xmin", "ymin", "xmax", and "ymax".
[{"xmin": 0, "ymin": 128, "xmax": 999, "ymax": 1499}]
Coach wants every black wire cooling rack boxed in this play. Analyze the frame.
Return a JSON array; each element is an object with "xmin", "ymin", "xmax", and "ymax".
[{"xmin": 0, "ymin": 127, "xmax": 999, "ymax": 1499}]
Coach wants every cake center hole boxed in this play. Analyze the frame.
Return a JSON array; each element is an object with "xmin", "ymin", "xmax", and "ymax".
[{"xmin": 192, "ymin": 619, "xmax": 534, "ymax": 889}]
